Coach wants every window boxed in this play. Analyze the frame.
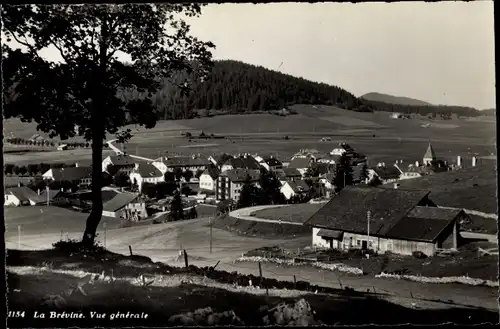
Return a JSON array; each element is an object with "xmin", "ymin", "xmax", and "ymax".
[{"xmin": 356, "ymin": 240, "xmax": 360, "ymax": 246}]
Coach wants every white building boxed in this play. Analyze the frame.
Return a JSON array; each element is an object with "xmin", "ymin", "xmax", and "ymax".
[
  {"xmin": 102, "ymin": 192, "xmax": 148, "ymax": 220},
  {"xmin": 330, "ymin": 142, "xmax": 354, "ymax": 156},
  {"xmin": 280, "ymin": 180, "xmax": 310, "ymax": 200},
  {"xmin": 4, "ymin": 187, "xmax": 45, "ymax": 206},
  {"xmin": 199, "ymin": 166, "xmax": 220, "ymax": 192},
  {"xmin": 129, "ymin": 163, "xmax": 164, "ymax": 191}
]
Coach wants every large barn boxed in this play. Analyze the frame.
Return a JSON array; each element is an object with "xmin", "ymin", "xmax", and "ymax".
[{"xmin": 305, "ymin": 186, "xmax": 466, "ymax": 256}]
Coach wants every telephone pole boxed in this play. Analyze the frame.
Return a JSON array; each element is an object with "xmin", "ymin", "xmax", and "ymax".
[{"xmin": 209, "ymin": 216, "xmax": 213, "ymax": 254}]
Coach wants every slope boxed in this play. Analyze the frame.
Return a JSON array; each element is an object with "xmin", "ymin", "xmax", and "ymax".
[{"xmin": 361, "ymin": 92, "xmax": 432, "ymax": 106}]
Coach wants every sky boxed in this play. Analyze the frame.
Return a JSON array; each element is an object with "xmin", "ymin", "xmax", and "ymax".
[
  {"xmin": 185, "ymin": 2, "xmax": 495, "ymax": 110},
  {"xmin": 7, "ymin": 2, "xmax": 496, "ymax": 110}
]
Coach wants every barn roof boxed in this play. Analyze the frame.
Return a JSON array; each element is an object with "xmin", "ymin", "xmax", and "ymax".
[
  {"xmin": 224, "ymin": 156, "xmax": 260, "ymax": 170},
  {"xmin": 385, "ymin": 207, "xmax": 463, "ymax": 242},
  {"xmin": 222, "ymin": 169, "xmax": 260, "ymax": 183},
  {"xmin": 133, "ymin": 163, "xmax": 163, "ymax": 178},
  {"xmin": 47, "ymin": 167, "xmax": 92, "ymax": 182},
  {"xmin": 285, "ymin": 180, "xmax": 310, "ymax": 193},
  {"xmin": 305, "ymin": 186, "xmax": 431, "ymax": 236},
  {"xmin": 372, "ymin": 166, "xmax": 402, "ymax": 180},
  {"xmin": 288, "ymin": 157, "xmax": 311, "ymax": 169},
  {"xmin": 6, "ymin": 187, "xmax": 45, "ymax": 203},
  {"xmin": 109, "ymin": 155, "xmax": 137, "ymax": 167},
  {"xmin": 202, "ymin": 165, "xmax": 220, "ymax": 180},
  {"xmin": 103, "ymin": 192, "xmax": 140, "ymax": 212}
]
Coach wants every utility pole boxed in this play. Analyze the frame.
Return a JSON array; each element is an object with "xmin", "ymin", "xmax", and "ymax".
[
  {"xmin": 367, "ymin": 210, "xmax": 371, "ymax": 246},
  {"xmin": 46, "ymin": 186, "xmax": 50, "ymax": 207},
  {"xmin": 209, "ymin": 216, "xmax": 213, "ymax": 254}
]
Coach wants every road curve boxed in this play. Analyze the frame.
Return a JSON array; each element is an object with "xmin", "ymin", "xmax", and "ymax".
[{"xmin": 229, "ymin": 205, "xmax": 303, "ymax": 226}]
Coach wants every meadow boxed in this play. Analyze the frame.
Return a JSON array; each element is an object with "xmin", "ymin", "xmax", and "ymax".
[{"xmin": 3, "ymin": 104, "xmax": 496, "ymax": 167}]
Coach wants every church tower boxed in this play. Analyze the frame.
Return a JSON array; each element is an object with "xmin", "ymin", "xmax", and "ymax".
[{"xmin": 423, "ymin": 142, "xmax": 436, "ymax": 166}]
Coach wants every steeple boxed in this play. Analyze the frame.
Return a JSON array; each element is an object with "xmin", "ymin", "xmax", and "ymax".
[{"xmin": 423, "ymin": 142, "xmax": 436, "ymax": 165}]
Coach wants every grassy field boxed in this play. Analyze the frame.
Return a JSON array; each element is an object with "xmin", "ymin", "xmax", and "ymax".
[
  {"xmin": 251, "ymin": 204, "xmax": 323, "ymax": 224},
  {"xmin": 8, "ymin": 249, "xmax": 498, "ymax": 326},
  {"xmin": 395, "ymin": 166, "xmax": 497, "ymax": 214}
]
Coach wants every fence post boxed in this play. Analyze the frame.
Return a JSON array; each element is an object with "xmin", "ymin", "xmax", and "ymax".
[
  {"xmin": 337, "ymin": 278, "xmax": 343, "ymax": 289},
  {"xmin": 183, "ymin": 250, "xmax": 189, "ymax": 268},
  {"xmin": 18, "ymin": 225, "xmax": 21, "ymax": 249},
  {"xmin": 129, "ymin": 245, "xmax": 133, "ymax": 256},
  {"xmin": 293, "ymin": 275, "xmax": 297, "ymax": 289}
]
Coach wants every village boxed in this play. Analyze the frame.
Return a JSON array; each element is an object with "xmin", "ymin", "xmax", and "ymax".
[{"xmin": 4, "ymin": 138, "xmax": 490, "ymax": 258}]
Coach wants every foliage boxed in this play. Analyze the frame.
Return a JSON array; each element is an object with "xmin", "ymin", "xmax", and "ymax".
[
  {"xmin": 52, "ymin": 236, "xmax": 105, "ymax": 255},
  {"xmin": 195, "ymin": 168, "xmax": 204, "ymax": 179},
  {"xmin": 368, "ymin": 175, "xmax": 383, "ymax": 187},
  {"xmin": 170, "ymin": 191, "xmax": 184, "ymax": 220},
  {"xmin": 187, "ymin": 206, "xmax": 198, "ymax": 219},
  {"xmin": 141, "ymin": 182, "xmax": 157, "ymax": 199},
  {"xmin": 183, "ymin": 169, "xmax": 194, "ymax": 182},
  {"xmin": 164, "ymin": 171, "xmax": 176, "ymax": 182},
  {"xmin": 173, "ymin": 167, "xmax": 183, "ymax": 181},
  {"xmin": 237, "ymin": 174, "xmax": 259, "ymax": 208},
  {"xmin": 360, "ymin": 99, "xmax": 480, "ymax": 118},
  {"xmin": 258, "ymin": 168, "xmax": 286, "ymax": 205},
  {"xmin": 181, "ymin": 184, "xmax": 192, "ymax": 196},
  {"xmin": 113, "ymin": 171, "xmax": 130, "ymax": 187},
  {"xmin": 2, "ymin": 3, "xmax": 214, "ymax": 246},
  {"xmin": 333, "ymin": 153, "xmax": 353, "ymax": 192},
  {"xmin": 27, "ymin": 177, "xmax": 48, "ymax": 192},
  {"xmin": 156, "ymin": 181, "xmax": 177, "ymax": 198}
]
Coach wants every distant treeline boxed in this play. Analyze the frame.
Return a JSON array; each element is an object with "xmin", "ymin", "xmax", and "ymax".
[
  {"xmin": 5, "ymin": 137, "xmax": 110, "ymax": 150},
  {"xmin": 117, "ymin": 60, "xmax": 482, "ymax": 119},
  {"xmin": 4, "ymin": 162, "xmax": 77, "ymax": 176}
]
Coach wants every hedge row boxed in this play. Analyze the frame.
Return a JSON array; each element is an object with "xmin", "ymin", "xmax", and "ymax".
[{"xmin": 4, "ymin": 162, "xmax": 77, "ymax": 175}]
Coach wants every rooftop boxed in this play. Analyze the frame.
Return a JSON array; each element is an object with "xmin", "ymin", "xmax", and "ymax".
[
  {"xmin": 103, "ymin": 192, "xmax": 140, "ymax": 212},
  {"xmin": 47, "ymin": 166, "xmax": 92, "ymax": 181},
  {"xmin": 222, "ymin": 168, "xmax": 261, "ymax": 183},
  {"xmin": 6, "ymin": 186, "xmax": 45, "ymax": 203},
  {"xmin": 133, "ymin": 163, "xmax": 163, "ymax": 178}
]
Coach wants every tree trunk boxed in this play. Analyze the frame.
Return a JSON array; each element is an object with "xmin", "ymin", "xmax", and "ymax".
[{"xmin": 82, "ymin": 128, "xmax": 104, "ymax": 248}]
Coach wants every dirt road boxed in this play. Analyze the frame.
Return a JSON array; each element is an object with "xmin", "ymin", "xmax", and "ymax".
[{"xmin": 6, "ymin": 216, "xmax": 497, "ymax": 312}]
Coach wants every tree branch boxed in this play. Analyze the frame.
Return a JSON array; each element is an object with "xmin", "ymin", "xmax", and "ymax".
[{"xmin": 6, "ymin": 31, "xmax": 43, "ymax": 60}]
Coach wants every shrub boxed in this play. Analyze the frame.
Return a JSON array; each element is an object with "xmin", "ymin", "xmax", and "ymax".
[
  {"xmin": 52, "ymin": 236, "xmax": 105, "ymax": 255},
  {"xmin": 412, "ymin": 251, "xmax": 428, "ymax": 259}
]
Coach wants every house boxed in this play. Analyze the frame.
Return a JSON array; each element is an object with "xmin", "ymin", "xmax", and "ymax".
[
  {"xmin": 102, "ymin": 154, "xmax": 138, "ymax": 175},
  {"xmin": 317, "ymin": 154, "xmax": 341, "ymax": 165},
  {"xmin": 330, "ymin": 143, "xmax": 355, "ymax": 156},
  {"xmin": 152, "ymin": 155, "xmax": 210, "ymax": 174},
  {"xmin": 280, "ymin": 180, "xmax": 310, "ymax": 200},
  {"xmin": 129, "ymin": 163, "xmax": 164, "ymax": 191},
  {"xmin": 199, "ymin": 165, "xmax": 220, "ymax": 192},
  {"xmin": 209, "ymin": 153, "xmax": 234, "ymax": 169},
  {"xmin": 319, "ymin": 173, "xmax": 336, "ymax": 190},
  {"xmin": 367, "ymin": 165, "xmax": 402, "ymax": 184},
  {"xmin": 4, "ymin": 187, "xmax": 45, "ymax": 206},
  {"xmin": 42, "ymin": 165, "xmax": 92, "ymax": 188},
  {"xmin": 275, "ymin": 168, "xmax": 303, "ymax": 184},
  {"xmin": 260, "ymin": 156, "xmax": 283, "ymax": 171},
  {"xmin": 215, "ymin": 169, "xmax": 260, "ymax": 202},
  {"xmin": 102, "ymin": 192, "xmax": 148, "ymax": 220},
  {"xmin": 305, "ymin": 186, "xmax": 463, "ymax": 256},
  {"xmin": 220, "ymin": 155, "xmax": 261, "ymax": 173},
  {"xmin": 40, "ymin": 189, "xmax": 67, "ymax": 205},
  {"xmin": 287, "ymin": 157, "xmax": 313, "ymax": 177},
  {"xmin": 291, "ymin": 149, "xmax": 321, "ymax": 161}
]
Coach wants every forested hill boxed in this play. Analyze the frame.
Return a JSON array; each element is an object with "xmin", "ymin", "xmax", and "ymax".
[
  {"xmin": 360, "ymin": 92, "xmax": 432, "ymax": 106},
  {"xmin": 148, "ymin": 60, "xmax": 362, "ymax": 120}
]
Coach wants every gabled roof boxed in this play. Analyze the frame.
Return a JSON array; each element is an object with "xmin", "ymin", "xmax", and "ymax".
[
  {"xmin": 372, "ymin": 166, "xmax": 402, "ymax": 180},
  {"xmin": 213, "ymin": 153, "xmax": 234, "ymax": 167},
  {"xmin": 47, "ymin": 167, "xmax": 92, "ymax": 181},
  {"xmin": 282, "ymin": 168, "xmax": 302, "ymax": 177},
  {"xmin": 6, "ymin": 187, "xmax": 45, "ymax": 203},
  {"xmin": 285, "ymin": 180, "xmax": 310, "ymax": 193},
  {"xmin": 318, "ymin": 154, "xmax": 342, "ymax": 162},
  {"xmin": 202, "ymin": 165, "xmax": 220, "ymax": 180},
  {"xmin": 40, "ymin": 189, "xmax": 64, "ymax": 200},
  {"xmin": 288, "ymin": 157, "xmax": 311, "ymax": 169},
  {"xmin": 222, "ymin": 169, "xmax": 260, "ymax": 183},
  {"xmin": 305, "ymin": 186, "xmax": 431, "ymax": 236},
  {"xmin": 160, "ymin": 156, "xmax": 211, "ymax": 167},
  {"xmin": 108, "ymin": 155, "xmax": 137, "ymax": 167},
  {"xmin": 224, "ymin": 156, "xmax": 260, "ymax": 170},
  {"xmin": 103, "ymin": 192, "xmax": 140, "ymax": 212},
  {"xmin": 423, "ymin": 143, "xmax": 436, "ymax": 160},
  {"xmin": 263, "ymin": 157, "xmax": 282, "ymax": 167},
  {"xmin": 385, "ymin": 206, "xmax": 463, "ymax": 242},
  {"xmin": 133, "ymin": 163, "xmax": 163, "ymax": 178}
]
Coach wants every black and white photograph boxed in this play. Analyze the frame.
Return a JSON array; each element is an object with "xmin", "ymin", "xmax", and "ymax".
[{"xmin": 2, "ymin": 1, "xmax": 498, "ymax": 327}]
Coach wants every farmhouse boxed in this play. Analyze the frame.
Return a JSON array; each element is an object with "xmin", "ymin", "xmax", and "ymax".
[
  {"xmin": 129, "ymin": 163, "xmax": 164, "ymax": 191},
  {"xmin": 291, "ymin": 149, "xmax": 321, "ymax": 161},
  {"xmin": 317, "ymin": 154, "xmax": 341, "ymax": 165},
  {"xmin": 287, "ymin": 157, "xmax": 313, "ymax": 177},
  {"xmin": 57, "ymin": 144, "xmax": 68, "ymax": 151},
  {"xmin": 42, "ymin": 165, "xmax": 92, "ymax": 188},
  {"xmin": 367, "ymin": 164, "xmax": 402, "ymax": 184},
  {"xmin": 102, "ymin": 192, "xmax": 148, "ymax": 220},
  {"xmin": 305, "ymin": 186, "xmax": 464, "ymax": 256},
  {"xmin": 199, "ymin": 165, "xmax": 220, "ymax": 192},
  {"xmin": 220, "ymin": 155, "xmax": 261, "ymax": 173},
  {"xmin": 152, "ymin": 155, "xmax": 210, "ymax": 174},
  {"xmin": 4, "ymin": 186, "xmax": 45, "ymax": 206},
  {"xmin": 280, "ymin": 180, "xmax": 310, "ymax": 200},
  {"xmin": 215, "ymin": 168, "xmax": 260, "ymax": 202},
  {"xmin": 40, "ymin": 189, "xmax": 67, "ymax": 205},
  {"xmin": 102, "ymin": 154, "xmax": 138, "ymax": 175},
  {"xmin": 319, "ymin": 173, "xmax": 336, "ymax": 190}
]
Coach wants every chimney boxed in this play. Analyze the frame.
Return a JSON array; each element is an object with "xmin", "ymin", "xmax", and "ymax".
[
  {"xmin": 472, "ymin": 156, "xmax": 477, "ymax": 167},
  {"xmin": 457, "ymin": 156, "xmax": 462, "ymax": 167}
]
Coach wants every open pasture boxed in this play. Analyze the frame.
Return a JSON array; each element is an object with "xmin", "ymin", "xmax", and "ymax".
[{"xmin": 3, "ymin": 148, "xmax": 115, "ymax": 166}]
